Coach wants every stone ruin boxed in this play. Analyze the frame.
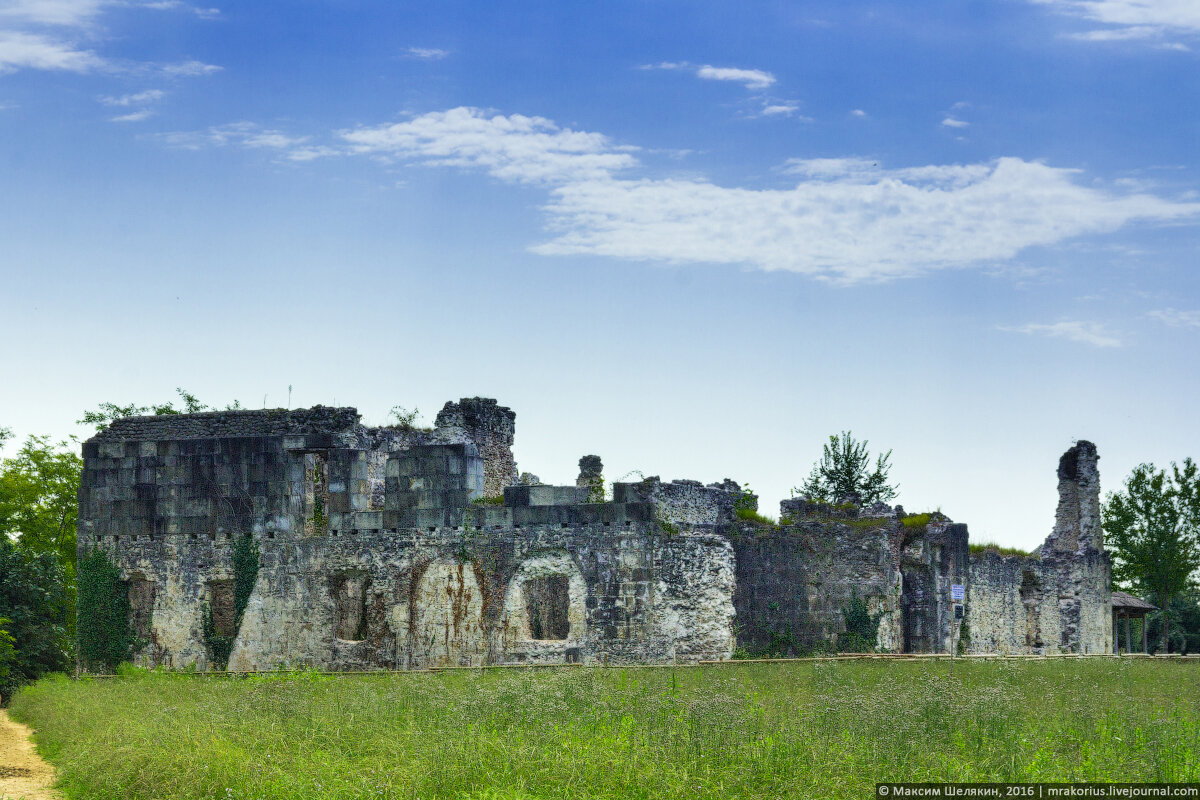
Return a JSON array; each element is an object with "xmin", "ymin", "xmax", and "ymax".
[{"xmin": 76, "ymin": 398, "xmax": 1113, "ymax": 670}]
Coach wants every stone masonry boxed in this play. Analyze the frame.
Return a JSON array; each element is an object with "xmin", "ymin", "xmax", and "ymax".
[{"xmin": 76, "ymin": 400, "xmax": 1112, "ymax": 670}]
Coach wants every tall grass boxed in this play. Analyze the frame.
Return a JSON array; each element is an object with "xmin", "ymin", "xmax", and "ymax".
[{"xmin": 10, "ymin": 660, "xmax": 1200, "ymax": 799}]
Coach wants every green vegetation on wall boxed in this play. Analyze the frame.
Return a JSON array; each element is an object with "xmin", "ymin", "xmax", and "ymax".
[
  {"xmin": 840, "ymin": 592, "xmax": 882, "ymax": 653},
  {"xmin": 204, "ymin": 535, "xmax": 260, "ymax": 669},
  {"xmin": 76, "ymin": 548, "xmax": 131, "ymax": 673}
]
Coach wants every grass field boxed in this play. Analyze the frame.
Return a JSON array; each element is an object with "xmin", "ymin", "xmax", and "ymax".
[{"xmin": 9, "ymin": 659, "xmax": 1200, "ymax": 800}]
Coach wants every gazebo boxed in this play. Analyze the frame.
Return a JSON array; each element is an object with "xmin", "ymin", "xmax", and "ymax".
[{"xmin": 1112, "ymin": 591, "xmax": 1157, "ymax": 654}]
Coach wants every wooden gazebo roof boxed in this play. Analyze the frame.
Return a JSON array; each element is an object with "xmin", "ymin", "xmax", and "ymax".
[{"xmin": 1112, "ymin": 591, "xmax": 1157, "ymax": 613}]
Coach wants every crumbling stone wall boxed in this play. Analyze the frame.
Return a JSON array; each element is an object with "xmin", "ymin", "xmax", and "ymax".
[
  {"xmin": 434, "ymin": 398, "xmax": 517, "ymax": 498},
  {"xmin": 966, "ymin": 441, "xmax": 1112, "ymax": 654},
  {"xmin": 77, "ymin": 399, "xmax": 1112, "ymax": 669},
  {"xmin": 78, "ymin": 405, "xmax": 734, "ymax": 670},
  {"xmin": 727, "ymin": 502, "xmax": 967, "ymax": 655}
]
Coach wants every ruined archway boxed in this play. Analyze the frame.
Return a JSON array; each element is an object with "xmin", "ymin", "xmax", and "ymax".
[{"xmin": 501, "ymin": 553, "xmax": 587, "ymax": 661}]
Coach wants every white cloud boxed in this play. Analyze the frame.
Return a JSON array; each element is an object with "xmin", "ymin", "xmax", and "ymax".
[
  {"xmin": 941, "ymin": 117, "xmax": 970, "ymax": 128},
  {"xmin": 999, "ymin": 321, "xmax": 1122, "ymax": 347},
  {"xmin": 533, "ymin": 158, "xmax": 1199, "ymax": 282},
  {"xmin": 99, "ymin": 88, "xmax": 164, "ymax": 105},
  {"xmin": 1149, "ymin": 308, "xmax": 1200, "ymax": 327},
  {"xmin": 696, "ymin": 64, "xmax": 775, "ymax": 89},
  {"xmin": 328, "ymin": 108, "xmax": 1200, "ymax": 283},
  {"xmin": 339, "ymin": 107, "xmax": 638, "ymax": 185},
  {"xmin": 1032, "ymin": 0, "xmax": 1200, "ymax": 44},
  {"xmin": 0, "ymin": 30, "xmax": 103, "ymax": 72},
  {"xmin": 0, "ymin": 0, "xmax": 106, "ymax": 26},
  {"xmin": 110, "ymin": 108, "xmax": 151, "ymax": 121},
  {"xmin": 158, "ymin": 59, "xmax": 221, "ymax": 76},
  {"xmin": 642, "ymin": 61, "xmax": 777, "ymax": 91},
  {"xmin": 850, "ymin": 109, "xmax": 867, "ymax": 117},
  {"xmin": 761, "ymin": 102, "xmax": 808, "ymax": 119},
  {"xmin": 407, "ymin": 47, "xmax": 448, "ymax": 59},
  {"xmin": 141, "ymin": 1, "xmax": 219, "ymax": 17},
  {"xmin": 161, "ymin": 121, "xmax": 309, "ymax": 152}
]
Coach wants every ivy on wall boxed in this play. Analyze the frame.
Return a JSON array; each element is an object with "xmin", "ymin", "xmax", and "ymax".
[
  {"xmin": 203, "ymin": 535, "xmax": 259, "ymax": 669},
  {"xmin": 76, "ymin": 548, "xmax": 131, "ymax": 672}
]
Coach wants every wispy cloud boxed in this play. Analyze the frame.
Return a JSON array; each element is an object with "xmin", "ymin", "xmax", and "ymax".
[
  {"xmin": 160, "ymin": 121, "xmax": 319, "ymax": 158},
  {"xmin": 695, "ymin": 65, "xmax": 775, "ymax": 89},
  {"xmin": 942, "ymin": 117, "xmax": 970, "ymax": 128},
  {"xmin": 759, "ymin": 102, "xmax": 810, "ymax": 120},
  {"xmin": 0, "ymin": 30, "xmax": 104, "ymax": 72},
  {"xmin": 407, "ymin": 46, "xmax": 448, "ymax": 59},
  {"xmin": 642, "ymin": 61, "xmax": 776, "ymax": 90},
  {"xmin": 339, "ymin": 107, "xmax": 638, "ymax": 185},
  {"xmin": 158, "ymin": 59, "xmax": 221, "ymax": 76},
  {"xmin": 332, "ymin": 108, "xmax": 1199, "ymax": 282},
  {"xmin": 1032, "ymin": 0, "xmax": 1199, "ymax": 46},
  {"xmin": 141, "ymin": 1, "xmax": 220, "ymax": 18},
  {"xmin": 850, "ymin": 109, "xmax": 867, "ymax": 118},
  {"xmin": 0, "ymin": 0, "xmax": 106, "ymax": 27},
  {"xmin": 99, "ymin": 88, "xmax": 164, "ymax": 105},
  {"xmin": 1149, "ymin": 308, "xmax": 1200, "ymax": 328},
  {"xmin": 110, "ymin": 108, "xmax": 152, "ymax": 121},
  {"xmin": 999, "ymin": 320, "xmax": 1123, "ymax": 347}
]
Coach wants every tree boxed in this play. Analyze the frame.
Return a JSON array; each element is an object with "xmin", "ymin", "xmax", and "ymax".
[
  {"xmin": 0, "ymin": 434, "xmax": 83, "ymax": 574},
  {"xmin": 0, "ymin": 538, "xmax": 71, "ymax": 700},
  {"xmin": 77, "ymin": 387, "xmax": 235, "ymax": 432},
  {"xmin": 1103, "ymin": 459, "xmax": 1200, "ymax": 653},
  {"xmin": 798, "ymin": 431, "xmax": 898, "ymax": 506}
]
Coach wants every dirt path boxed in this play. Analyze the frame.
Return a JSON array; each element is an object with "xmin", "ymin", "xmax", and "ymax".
[{"xmin": 0, "ymin": 709, "xmax": 60, "ymax": 800}]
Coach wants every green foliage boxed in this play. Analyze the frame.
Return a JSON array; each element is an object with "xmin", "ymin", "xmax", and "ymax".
[
  {"xmin": 204, "ymin": 536, "xmax": 260, "ymax": 670},
  {"xmin": 734, "ymin": 507, "xmax": 776, "ymax": 526},
  {"xmin": 0, "ymin": 619, "xmax": 16, "ymax": 686},
  {"xmin": 968, "ymin": 541, "xmax": 1033, "ymax": 557},
  {"xmin": 839, "ymin": 592, "xmax": 882, "ymax": 653},
  {"xmin": 0, "ymin": 432, "xmax": 83, "ymax": 592},
  {"xmin": 387, "ymin": 405, "xmax": 430, "ymax": 431},
  {"xmin": 471, "ymin": 495, "xmax": 505, "ymax": 506},
  {"xmin": 16, "ymin": 660, "xmax": 1200, "ymax": 798},
  {"xmin": 76, "ymin": 547, "xmax": 130, "ymax": 673},
  {"xmin": 233, "ymin": 535, "xmax": 260, "ymax": 628},
  {"xmin": 799, "ymin": 431, "xmax": 898, "ymax": 506},
  {"xmin": 1103, "ymin": 458, "xmax": 1200, "ymax": 653},
  {"xmin": 659, "ymin": 520, "xmax": 680, "ymax": 536},
  {"xmin": 901, "ymin": 513, "xmax": 933, "ymax": 529},
  {"xmin": 0, "ymin": 538, "xmax": 71, "ymax": 701},
  {"xmin": 77, "ymin": 387, "xmax": 238, "ymax": 432}
]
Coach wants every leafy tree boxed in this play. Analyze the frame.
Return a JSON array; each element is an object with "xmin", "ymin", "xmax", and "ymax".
[
  {"xmin": 1103, "ymin": 459, "xmax": 1200, "ymax": 653},
  {"xmin": 0, "ymin": 434, "xmax": 83, "ymax": 574},
  {"xmin": 0, "ymin": 538, "xmax": 71, "ymax": 700},
  {"xmin": 799, "ymin": 431, "xmax": 898, "ymax": 506},
  {"xmin": 78, "ymin": 387, "xmax": 236, "ymax": 432}
]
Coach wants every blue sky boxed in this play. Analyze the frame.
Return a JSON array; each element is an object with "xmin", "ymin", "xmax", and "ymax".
[{"xmin": 1, "ymin": 0, "xmax": 1198, "ymax": 549}]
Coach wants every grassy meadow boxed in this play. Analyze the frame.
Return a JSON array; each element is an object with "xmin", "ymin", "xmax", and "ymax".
[{"xmin": 9, "ymin": 659, "xmax": 1200, "ymax": 800}]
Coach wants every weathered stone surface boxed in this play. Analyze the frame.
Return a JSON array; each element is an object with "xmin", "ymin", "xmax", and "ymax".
[{"xmin": 77, "ymin": 400, "xmax": 1113, "ymax": 669}]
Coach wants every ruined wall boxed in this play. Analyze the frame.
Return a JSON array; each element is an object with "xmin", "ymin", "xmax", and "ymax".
[
  {"xmin": 723, "ymin": 501, "xmax": 967, "ymax": 655},
  {"xmin": 435, "ymin": 398, "xmax": 517, "ymax": 498},
  {"xmin": 78, "ymin": 406, "xmax": 734, "ymax": 671},
  {"xmin": 966, "ymin": 441, "xmax": 1112, "ymax": 655}
]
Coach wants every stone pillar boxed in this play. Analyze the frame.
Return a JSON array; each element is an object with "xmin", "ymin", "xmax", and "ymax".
[
  {"xmin": 1045, "ymin": 440, "xmax": 1101, "ymax": 554},
  {"xmin": 434, "ymin": 398, "xmax": 517, "ymax": 498},
  {"xmin": 576, "ymin": 455, "xmax": 604, "ymax": 502}
]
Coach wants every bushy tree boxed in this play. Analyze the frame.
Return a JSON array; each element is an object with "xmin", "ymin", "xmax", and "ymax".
[
  {"xmin": 0, "ymin": 433, "xmax": 83, "ymax": 574},
  {"xmin": 799, "ymin": 431, "xmax": 898, "ymax": 506},
  {"xmin": 0, "ymin": 538, "xmax": 71, "ymax": 700},
  {"xmin": 78, "ymin": 387, "xmax": 215, "ymax": 431},
  {"xmin": 1103, "ymin": 458, "xmax": 1200, "ymax": 653}
]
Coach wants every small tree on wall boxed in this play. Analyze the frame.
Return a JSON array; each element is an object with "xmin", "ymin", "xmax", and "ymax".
[{"xmin": 799, "ymin": 431, "xmax": 898, "ymax": 506}]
